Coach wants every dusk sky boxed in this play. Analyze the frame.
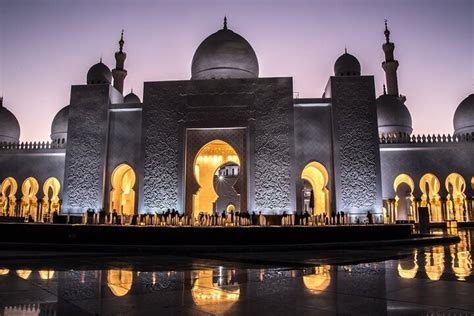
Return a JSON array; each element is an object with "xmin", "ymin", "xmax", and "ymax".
[{"xmin": 0, "ymin": 0, "xmax": 472, "ymax": 141}]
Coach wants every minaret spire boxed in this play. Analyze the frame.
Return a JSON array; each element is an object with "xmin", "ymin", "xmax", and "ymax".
[
  {"xmin": 381, "ymin": 20, "xmax": 400, "ymax": 97},
  {"xmin": 223, "ymin": 16, "xmax": 227, "ymax": 30},
  {"xmin": 112, "ymin": 29, "xmax": 128, "ymax": 94}
]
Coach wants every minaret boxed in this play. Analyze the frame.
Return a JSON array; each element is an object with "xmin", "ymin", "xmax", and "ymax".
[
  {"xmin": 112, "ymin": 30, "xmax": 127, "ymax": 94},
  {"xmin": 382, "ymin": 20, "xmax": 399, "ymax": 97}
]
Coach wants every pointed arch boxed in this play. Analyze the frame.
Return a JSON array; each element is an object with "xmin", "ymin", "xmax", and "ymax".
[
  {"xmin": 419, "ymin": 173, "xmax": 442, "ymax": 222},
  {"xmin": 42, "ymin": 177, "xmax": 61, "ymax": 217},
  {"xmin": 445, "ymin": 173, "xmax": 467, "ymax": 221},
  {"xmin": 110, "ymin": 164, "xmax": 136, "ymax": 216},
  {"xmin": 21, "ymin": 177, "xmax": 39, "ymax": 220},
  {"xmin": 0, "ymin": 177, "xmax": 18, "ymax": 216},
  {"xmin": 301, "ymin": 161, "xmax": 329, "ymax": 216},
  {"xmin": 393, "ymin": 174, "xmax": 415, "ymax": 221}
]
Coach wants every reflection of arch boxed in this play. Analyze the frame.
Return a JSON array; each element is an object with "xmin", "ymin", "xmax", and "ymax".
[
  {"xmin": 398, "ymin": 251, "xmax": 418, "ymax": 279},
  {"xmin": 303, "ymin": 265, "xmax": 331, "ymax": 293},
  {"xmin": 301, "ymin": 161, "xmax": 329, "ymax": 216},
  {"xmin": 425, "ymin": 246, "xmax": 444, "ymax": 281},
  {"xmin": 445, "ymin": 173, "xmax": 467, "ymax": 221},
  {"xmin": 0, "ymin": 269, "xmax": 9, "ymax": 275},
  {"xmin": 393, "ymin": 174, "xmax": 415, "ymax": 221},
  {"xmin": 16, "ymin": 270, "xmax": 32, "ymax": 280},
  {"xmin": 110, "ymin": 164, "xmax": 136, "ymax": 216},
  {"xmin": 192, "ymin": 270, "xmax": 240, "ymax": 313},
  {"xmin": 193, "ymin": 140, "xmax": 240, "ymax": 216},
  {"xmin": 0, "ymin": 177, "xmax": 18, "ymax": 216},
  {"xmin": 419, "ymin": 173, "xmax": 442, "ymax": 222},
  {"xmin": 107, "ymin": 270, "xmax": 133, "ymax": 297},
  {"xmin": 42, "ymin": 177, "xmax": 61, "ymax": 216},
  {"xmin": 39, "ymin": 270, "xmax": 55, "ymax": 280},
  {"xmin": 451, "ymin": 230, "xmax": 472, "ymax": 281},
  {"xmin": 21, "ymin": 177, "xmax": 39, "ymax": 220}
]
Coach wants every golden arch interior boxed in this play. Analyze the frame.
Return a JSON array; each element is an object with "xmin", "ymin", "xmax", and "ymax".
[
  {"xmin": 107, "ymin": 269, "xmax": 133, "ymax": 297},
  {"xmin": 303, "ymin": 265, "xmax": 331, "ymax": 293},
  {"xmin": 0, "ymin": 177, "xmax": 18, "ymax": 216},
  {"xmin": 445, "ymin": 173, "xmax": 467, "ymax": 221},
  {"xmin": 301, "ymin": 161, "xmax": 329, "ymax": 216},
  {"xmin": 110, "ymin": 164, "xmax": 136, "ymax": 216},
  {"xmin": 419, "ymin": 173, "xmax": 442, "ymax": 222},
  {"xmin": 393, "ymin": 173, "xmax": 415, "ymax": 221},
  {"xmin": 42, "ymin": 177, "xmax": 61, "ymax": 216},
  {"xmin": 193, "ymin": 140, "xmax": 240, "ymax": 216},
  {"xmin": 21, "ymin": 177, "xmax": 39, "ymax": 220}
]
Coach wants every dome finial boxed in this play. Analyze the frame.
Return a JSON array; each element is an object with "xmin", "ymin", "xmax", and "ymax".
[
  {"xmin": 383, "ymin": 84, "xmax": 387, "ymax": 95},
  {"xmin": 384, "ymin": 19, "xmax": 390, "ymax": 43},
  {"xmin": 119, "ymin": 29, "xmax": 125, "ymax": 53},
  {"xmin": 223, "ymin": 16, "xmax": 227, "ymax": 30}
]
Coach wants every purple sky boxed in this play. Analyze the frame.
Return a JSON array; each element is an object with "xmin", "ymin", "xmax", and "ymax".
[{"xmin": 0, "ymin": 0, "xmax": 472, "ymax": 141}]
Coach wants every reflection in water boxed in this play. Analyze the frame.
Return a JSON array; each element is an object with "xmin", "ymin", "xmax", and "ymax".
[
  {"xmin": 450, "ymin": 230, "xmax": 472, "ymax": 281},
  {"xmin": 398, "ymin": 250, "xmax": 418, "ymax": 279},
  {"xmin": 0, "ymin": 268, "xmax": 9, "ymax": 275},
  {"xmin": 192, "ymin": 269, "xmax": 240, "ymax": 313},
  {"xmin": 38, "ymin": 270, "xmax": 55, "ymax": 280},
  {"xmin": 425, "ymin": 246, "xmax": 444, "ymax": 280},
  {"xmin": 16, "ymin": 270, "xmax": 32, "ymax": 280},
  {"xmin": 303, "ymin": 265, "xmax": 331, "ymax": 293},
  {"xmin": 107, "ymin": 269, "xmax": 133, "ymax": 297}
]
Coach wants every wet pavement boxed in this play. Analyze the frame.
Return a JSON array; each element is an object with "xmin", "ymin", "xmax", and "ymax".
[{"xmin": 0, "ymin": 229, "xmax": 472, "ymax": 315}]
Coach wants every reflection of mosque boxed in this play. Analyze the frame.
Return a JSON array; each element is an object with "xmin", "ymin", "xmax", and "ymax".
[{"xmin": 0, "ymin": 20, "xmax": 473, "ymax": 223}]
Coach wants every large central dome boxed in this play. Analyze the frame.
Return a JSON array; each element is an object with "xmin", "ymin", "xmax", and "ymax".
[{"xmin": 191, "ymin": 21, "xmax": 259, "ymax": 80}]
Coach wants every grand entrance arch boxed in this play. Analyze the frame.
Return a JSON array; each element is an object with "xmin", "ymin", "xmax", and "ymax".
[
  {"xmin": 21, "ymin": 177, "xmax": 39, "ymax": 220},
  {"xmin": 301, "ymin": 161, "xmax": 329, "ymax": 216},
  {"xmin": 192, "ymin": 140, "xmax": 240, "ymax": 216},
  {"xmin": 110, "ymin": 164, "xmax": 136, "ymax": 215},
  {"xmin": 0, "ymin": 177, "xmax": 18, "ymax": 216}
]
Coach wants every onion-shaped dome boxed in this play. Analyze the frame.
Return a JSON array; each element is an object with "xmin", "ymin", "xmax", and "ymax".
[
  {"xmin": 191, "ymin": 21, "xmax": 259, "ymax": 80},
  {"xmin": 87, "ymin": 60, "xmax": 112, "ymax": 85},
  {"xmin": 50, "ymin": 105, "xmax": 69, "ymax": 143},
  {"xmin": 124, "ymin": 91, "xmax": 141, "ymax": 103},
  {"xmin": 0, "ymin": 98, "xmax": 20, "ymax": 143},
  {"xmin": 376, "ymin": 94, "xmax": 413, "ymax": 136},
  {"xmin": 453, "ymin": 94, "xmax": 474, "ymax": 136},
  {"xmin": 334, "ymin": 51, "xmax": 361, "ymax": 76}
]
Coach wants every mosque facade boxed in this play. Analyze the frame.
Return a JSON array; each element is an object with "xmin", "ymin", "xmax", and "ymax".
[{"xmin": 0, "ymin": 20, "xmax": 473, "ymax": 224}]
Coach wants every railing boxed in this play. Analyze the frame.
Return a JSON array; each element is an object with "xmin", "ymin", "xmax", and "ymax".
[
  {"xmin": 380, "ymin": 132, "xmax": 474, "ymax": 144},
  {"xmin": 0, "ymin": 140, "xmax": 66, "ymax": 151}
]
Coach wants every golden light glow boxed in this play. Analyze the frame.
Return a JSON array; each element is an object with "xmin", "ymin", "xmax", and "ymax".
[
  {"xmin": 0, "ymin": 268, "xmax": 9, "ymax": 275},
  {"xmin": 445, "ymin": 173, "xmax": 467, "ymax": 221},
  {"xmin": 450, "ymin": 231, "xmax": 472, "ymax": 281},
  {"xmin": 0, "ymin": 177, "xmax": 18, "ymax": 216},
  {"xmin": 16, "ymin": 270, "xmax": 32, "ymax": 280},
  {"xmin": 39, "ymin": 270, "xmax": 55, "ymax": 280},
  {"xmin": 393, "ymin": 174, "xmax": 415, "ymax": 221},
  {"xmin": 301, "ymin": 161, "xmax": 329, "ymax": 216},
  {"xmin": 107, "ymin": 269, "xmax": 133, "ymax": 296},
  {"xmin": 425, "ymin": 246, "xmax": 444, "ymax": 281},
  {"xmin": 191, "ymin": 270, "xmax": 240, "ymax": 313},
  {"xmin": 419, "ymin": 173, "xmax": 442, "ymax": 222},
  {"xmin": 42, "ymin": 177, "xmax": 61, "ymax": 216},
  {"xmin": 303, "ymin": 265, "xmax": 331, "ymax": 293},
  {"xmin": 21, "ymin": 177, "xmax": 39, "ymax": 220},
  {"xmin": 193, "ymin": 140, "xmax": 240, "ymax": 215},
  {"xmin": 110, "ymin": 164, "xmax": 136, "ymax": 215},
  {"xmin": 398, "ymin": 251, "xmax": 418, "ymax": 279}
]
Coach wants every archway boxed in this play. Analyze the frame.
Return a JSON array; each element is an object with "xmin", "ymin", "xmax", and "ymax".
[
  {"xmin": 425, "ymin": 246, "xmax": 444, "ymax": 281},
  {"xmin": 445, "ymin": 173, "xmax": 467, "ymax": 221},
  {"xmin": 110, "ymin": 164, "xmax": 136, "ymax": 216},
  {"xmin": 21, "ymin": 177, "xmax": 39, "ymax": 220},
  {"xmin": 42, "ymin": 177, "xmax": 61, "ymax": 217},
  {"xmin": 107, "ymin": 269, "xmax": 133, "ymax": 297},
  {"xmin": 193, "ymin": 140, "xmax": 240, "ymax": 216},
  {"xmin": 393, "ymin": 174, "xmax": 415, "ymax": 221},
  {"xmin": 301, "ymin": 162, "xmax": 329, "ymax": 216},
  {"xmin": 0, "ymin": 177, "xmax": 17, "ymax": 216},
  {"xmin": 397, "ymin": 250, "xmax": 418, "ymax": 279},
  {"xmin": 303, "ymin": 265, "xmax": 331, "ymax": 293},
  {"xmin": 419, "ymin": 173, "xmax": 442, "ymax": 222}
]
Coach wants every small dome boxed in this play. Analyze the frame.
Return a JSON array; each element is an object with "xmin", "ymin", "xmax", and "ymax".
[
  {"xmin": 50, "ymin": 105, "xmax": 69, "ymax": 143},
  {"xmin": 87, "ymin": 61, "xmax": 112, "ymax": 85},
  {"xmin": 334, "ymin": 52, "xmax": 361, "ymax": 76},
  {"xmin": 376, "ymin": 94, "xmax": 413, "ymax": 136},
  {"xmin": 0, "ymin": 99, "xmax": 20, "ymax": 143},
  {"xmin": 191, "ymin": 25, "xmax": 259, "ymax": 80},
  {"xmin": 453, "ymin": 94, "xmax": 474, "ymax": 136},
  {"xmin": 124, "ymin": 91, "xmax": 141, "ymax": 103}
]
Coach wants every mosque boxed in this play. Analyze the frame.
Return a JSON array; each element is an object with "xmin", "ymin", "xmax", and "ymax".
[{"xmin": 0, "ymin": 19, "xmax": 473, "ymax": 224}]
